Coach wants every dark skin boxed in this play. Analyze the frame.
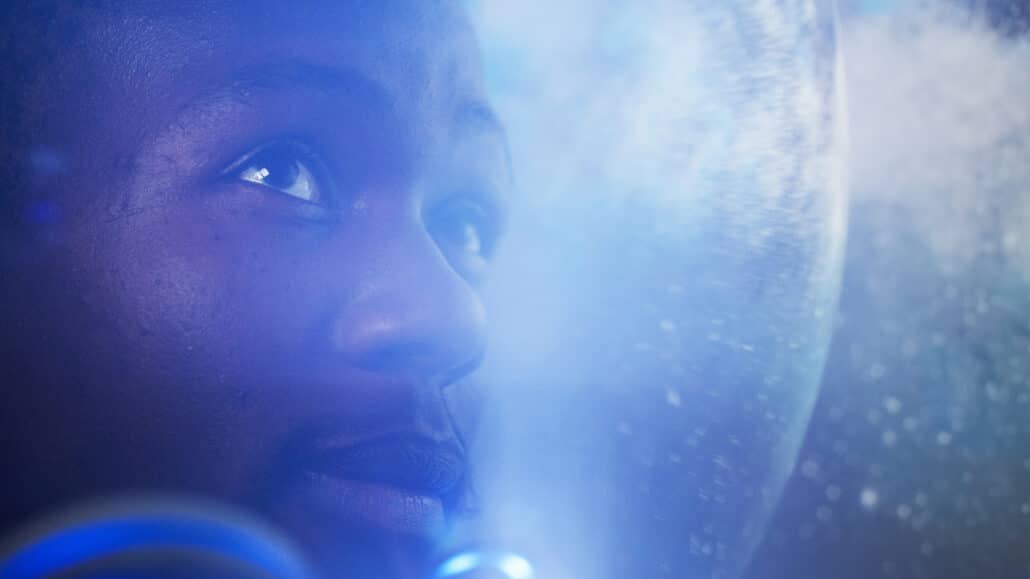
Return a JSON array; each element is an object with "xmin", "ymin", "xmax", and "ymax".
[{"xmin": 0, "ymin": 2, "xmax": 510, "ymax": 577}]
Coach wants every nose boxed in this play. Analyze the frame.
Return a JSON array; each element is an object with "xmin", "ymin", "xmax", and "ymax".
[{"xmin": 330, "ymin": 217, "xmax": 488, "ymax": 387}]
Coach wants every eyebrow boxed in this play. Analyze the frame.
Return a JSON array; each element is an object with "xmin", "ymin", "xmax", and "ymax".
[
  {"xmin": 173, "ymin": 60, "xmax": 513, "ymax": 179},
  {"xmin": 219, "ymin": 60, "xmax": 392, "ymax": 111},
  {"xmin": 191, "ymin": 60, "xmax": 509, "ymax": 139},
  {"xmin": 456, "ymin": 101, "xmax": 514, "ymax": 181},
  {"xmin": 458, "ymin": 101, "xmax": 505, "ymax": 137},
  {"xmin": 214, "ymin": 60, "xmax": 505, "ymax": 129}
]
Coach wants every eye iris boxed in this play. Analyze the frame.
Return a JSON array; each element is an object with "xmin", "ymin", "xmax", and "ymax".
[
  {"xmin": 233, "ymin": 143, "xmax": 322, "ymax": 203},
  {"xmin": 458, "ymin": 222, "xmax": 482, "ymax": 255},
  {"xmin": 252, "ymin": 155, "xmax": 300, "ymax": 190},
  {"xmin": 433, "ymin": 204, "xmax": 490, "ymax": 263}
]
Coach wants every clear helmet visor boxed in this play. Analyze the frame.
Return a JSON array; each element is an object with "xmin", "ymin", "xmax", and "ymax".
[{"xmin": 445, "ymin": 2, "xmax": 848, "ymax": 578}]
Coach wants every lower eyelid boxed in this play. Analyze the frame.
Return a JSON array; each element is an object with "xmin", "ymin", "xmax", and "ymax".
[
  {"xmin": 218, "ymin": 179, "xmax": 337, "ymax": 226},
  {"xmin": 220, "ymin": 140, "xmax": 339, "ymax": 201}
]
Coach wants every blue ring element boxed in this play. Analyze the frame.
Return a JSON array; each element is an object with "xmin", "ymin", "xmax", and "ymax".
[{"xmin": 0, "ymin": 514, "xmax": 310, "ymax": 579}]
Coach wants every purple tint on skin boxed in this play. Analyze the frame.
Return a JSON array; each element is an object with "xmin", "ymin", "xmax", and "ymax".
[
  {"xmin": 0, "ymin": 2, "xmax": 510, "ymax": 579},
  {"xmin": 26, "ymin": 147, "xmax": 66, "ymax": 177},
  {"xmin": 22, "ymin": 201, "xmax": 60, "ymax": 225}
]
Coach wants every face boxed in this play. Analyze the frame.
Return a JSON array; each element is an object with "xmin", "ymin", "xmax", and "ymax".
[{"xmin": 0, "ymin": 2, "xmax": 509, "ymax": 577}]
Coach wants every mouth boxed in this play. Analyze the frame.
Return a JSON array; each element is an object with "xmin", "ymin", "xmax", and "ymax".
[
  {"xmin": 275, "ymin": 435, "xmax": 468, "ymax": 539},
  {"xmin": 306, "ymin": 437, "xmax": 465, "ymax": 498}
]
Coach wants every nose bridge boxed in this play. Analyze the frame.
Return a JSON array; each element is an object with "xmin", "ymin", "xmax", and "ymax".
[{"xmin": 333, "ymin": 216, "xmax": 487, "ymax": 383}]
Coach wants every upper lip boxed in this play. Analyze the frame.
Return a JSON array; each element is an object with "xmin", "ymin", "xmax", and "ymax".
[{"xmin": 301, "ymin": 435, "xmax": 466, "ymax": 498}]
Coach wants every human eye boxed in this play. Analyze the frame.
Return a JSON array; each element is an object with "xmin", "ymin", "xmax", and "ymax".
[
  {"xmin": 426, "ymin": 196, "xmax": 500, "ymax": 278},
  {"xmin": 223, "ymin": 140, "xmax": 329, "ymax": 205}
]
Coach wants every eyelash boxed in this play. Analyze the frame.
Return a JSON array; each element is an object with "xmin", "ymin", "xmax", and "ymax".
[
  {"xmin": 427, "ymin": 195, "xmax": 500, "ymax": 256},
  {"xmin": 221, "ymin": 138, "xmax": 501, "ymax": 268},
  {"xmin": 221, "ymin": 139, "xmax": 334, "ymax": 205}
]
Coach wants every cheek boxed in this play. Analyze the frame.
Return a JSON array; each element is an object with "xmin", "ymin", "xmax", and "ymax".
[
  {"xmin": 40, "ymin": 204, "xmax": 334, "ymax": 493},
  {"xmin": 92, "ymin": 201, "xmax": 329, "ymax": 373}
]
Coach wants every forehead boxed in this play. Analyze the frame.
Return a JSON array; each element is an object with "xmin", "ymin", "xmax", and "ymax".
[{"xmin": 46, "ymin": 0, "xmax": 485, "ymax": 143}]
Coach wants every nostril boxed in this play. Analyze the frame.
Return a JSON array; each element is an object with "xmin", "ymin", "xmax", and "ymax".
[
  {"xmin": 329, "ymin": 225, "xmax": 489, "ymax": 382},
  {"xmin": 435, "ymin": 348, "xmax": 486, "ymax": 390},
  {"xmin": 356, "ymin": 341, "xmax": 432, "ymax": 373},
  {"xmin": 353, "ymin": 338, "xmax": 485, "ymax": 386}
]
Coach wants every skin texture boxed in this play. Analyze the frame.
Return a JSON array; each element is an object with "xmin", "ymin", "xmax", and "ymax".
[{"xmin": 0, "ymin": 2, "xmax": 510, "ymax": 577}]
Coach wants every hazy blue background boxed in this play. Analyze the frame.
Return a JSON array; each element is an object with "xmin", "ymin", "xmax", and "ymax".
[{"xmin": 460, "ymin": 1, "xmax": 1030, "ymax": 578}]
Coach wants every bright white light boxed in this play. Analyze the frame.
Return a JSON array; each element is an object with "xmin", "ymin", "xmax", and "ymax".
[
  {"xmin": 860, "ymin": 488, "xmax": 879, "ymax": 509},
  {"xmin": 435, "ymin": 553, "xmax": 482, "ymax": 577},
  {"xmin": 435, "ymin": 551, "xmax": 535, "ymax": 579},
  {"xmin": 497, "ymin": 553, "xmax": 535, "ymax": 579}
]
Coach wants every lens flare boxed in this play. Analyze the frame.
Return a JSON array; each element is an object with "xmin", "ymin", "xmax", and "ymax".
[{"xmin": 435, "ymin": 550, "xmax": 535, "ymax": 579}]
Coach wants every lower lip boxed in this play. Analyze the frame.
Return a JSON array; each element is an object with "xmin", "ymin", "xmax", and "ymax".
[{"xmin": 284, "ymin": 471, "xmax": 448, "ymax": 538}]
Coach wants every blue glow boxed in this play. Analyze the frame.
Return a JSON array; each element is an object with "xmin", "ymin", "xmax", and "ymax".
[
  {"xmin": 436, "ymin": 552, "xmax": 483, "ymax": 576},
  {"xmin": 22, "ymin": 201, "xmax": 60, "ymax": 226},
  {"xmin": 0, "ymin": 514, "xmax": 310, "ymax": 579},
  {"xmin": 461, "ymin": 3, "xmax": 847, "ymax": 579},
  {"xmin": 497, "ymin": 553, "xmax": 535, "ymax": 578},
  {"xmin": 435, "ymin": 550, "xmax": 535, "ymax": 579}
]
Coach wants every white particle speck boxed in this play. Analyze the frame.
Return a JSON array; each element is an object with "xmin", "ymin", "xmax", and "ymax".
[
  {"xmin": 816, "ymin": 505, "xmax": 833, "ymax": 523},
  {"xmin": 869, "ymin": 363, "xmax": 886, "ymax": 380},
  {"xmin": 882, "ymin": 430, "xmax": 898, "ymax": 446},
  {"xmin": 825, "ymin": 485, "xmax": 842, "ymax": 501},
  {"xmin": 937, "ymin": 431, "xmax": 953, "ymax": 446},
  {"xmin": 860, "ymin": 488, "xmax": 879, "ymax": 509},
  {"xmin": 921, "ymin": 541, "xmax": 934, "ymax": 556},
  {"xmin": 884, "ymin": 396, "xmax": 902, "ymax": 414},
  {"xmin": 666, "ymin": 387, "xmax": 682, "ymax": 408},
  {"xmin": 1021, "ymin": 503, "xmax": 1030, "ymax": 515},
  {"xmin": 659, "ymin": 320, "xmax": 677, "ymax": 333},
  {"xmin": 986, "ymin": 381, "xmax": 1004, "ymax": 401},
  {"xmin": 897, "ymin": 504, "xmax": 912, "ymax": 519},
  {"xmin": 801, "ymin": 459, "xmax": 820, "ymax": 478}
]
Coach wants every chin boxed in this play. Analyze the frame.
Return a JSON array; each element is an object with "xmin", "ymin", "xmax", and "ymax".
[
  {"xmin": 277, "ymin": 511, "xmax": 441, "ymax": 579},
  {"xmin": 258, "ymin": 475, "xmax": 464, "ymax": 579}
]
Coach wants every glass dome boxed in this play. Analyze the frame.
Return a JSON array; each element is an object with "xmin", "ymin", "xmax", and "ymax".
[{"xmin": 450, "ymin": 2, "xmax": 849, "ymax": 578}]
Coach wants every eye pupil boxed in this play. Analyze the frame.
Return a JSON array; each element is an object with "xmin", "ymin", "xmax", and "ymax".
[
  {"xmin": 429, "ymin": 201, "xmax": 495, "ymax": 274},
  {"xmin": 460, "ymin": 223, "xmax": 482, "ymax": 255},
  {"xmin": 231, "ymin": 142, "xmax": 321, "ymax": 203},
  {"xmin": 253, "ymin": 157, "xmax": 299, "ymax": 190},
  {"xmin": 438, "ymin": 213, "xmax": 484, "ymax": 256}
]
